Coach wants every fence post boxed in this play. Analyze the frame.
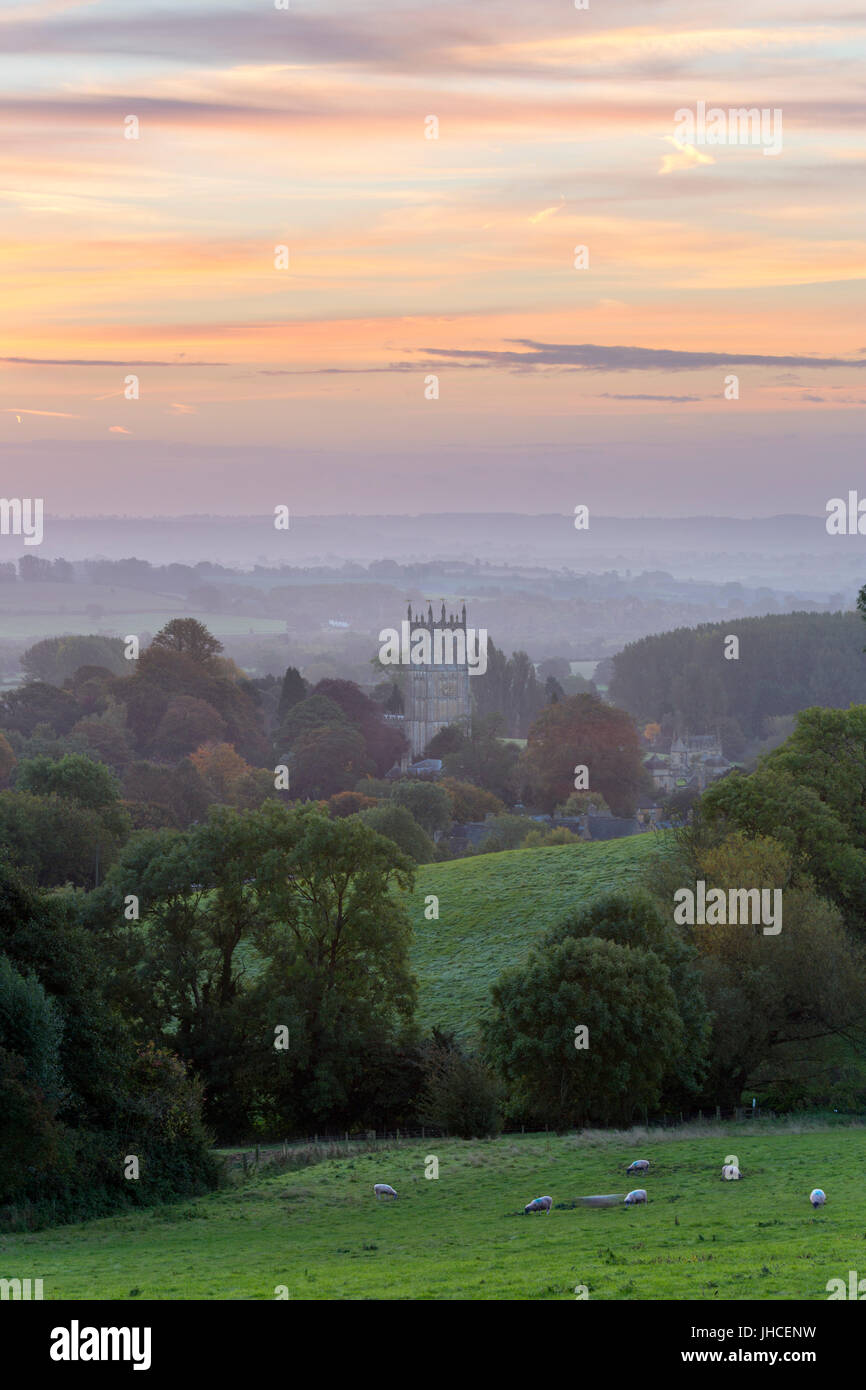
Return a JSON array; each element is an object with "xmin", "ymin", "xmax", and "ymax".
[
  {"xmin": 242, "ymin": 1153, "xmax": 248, "ymax": 1175},
  {"xmin": 716, "ymin": 1106, "xmax": 721, "ymax": 1122},
  {"xmin": 255, "ymin": 1145, "xmax": 260, "ymax": 1167}
]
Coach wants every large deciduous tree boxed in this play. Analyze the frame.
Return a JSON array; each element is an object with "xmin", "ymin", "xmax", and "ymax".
[
  {"xmin": 94, "ymin": 804, "xmax": 418, "ymax": 1136},
  {"xmin": 483, "ymin": 934, "xmax": 682, "ymax": 1129},
  {"xmin": 151, "ymin": 618, "xmax": 224, "ymax": 664},
  {"xmin": 520, "ymin": 692, "xmax": 647, "ymax": 816}
]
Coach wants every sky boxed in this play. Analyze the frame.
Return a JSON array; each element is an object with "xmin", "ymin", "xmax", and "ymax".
[{"xmin": 0, "ymin": 0, "xmax": 864, "ymax": 517}]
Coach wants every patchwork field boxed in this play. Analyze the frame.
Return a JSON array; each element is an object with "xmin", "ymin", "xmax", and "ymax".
[
  {"xmin": 4, "ymin": 1123, "xmax": 860, "ymax": 1301},
  {"xmin": 0, "ymin": 583, "xmax": 286, "ymax": 640},
  {"xmin": 406, "ymin": 835, "xmax": 672, "ymax": 1037}
]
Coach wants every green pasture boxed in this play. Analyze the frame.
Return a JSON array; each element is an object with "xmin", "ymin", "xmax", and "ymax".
[
  {"xmin": 3, "ymin": 1123, "xmax": 859, "ymax": 1301},
  {"xmin": 406, "ymin": 836, "xmax": 671, "ymax": 1037}
]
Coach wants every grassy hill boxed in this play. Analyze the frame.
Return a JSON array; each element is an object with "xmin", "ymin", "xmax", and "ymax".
[
  {"xmin": 6, "ymin": 1122, "xmax": 859, "ymax": 1300},
  {"xmin": 405, "ymin": 834, "xmax": 671, "ymax": 1038}
]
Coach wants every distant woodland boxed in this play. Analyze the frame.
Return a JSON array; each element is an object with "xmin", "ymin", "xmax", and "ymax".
[{"xmin": 609, "ymin": 612, "xmax": 866, "ymax": 748}]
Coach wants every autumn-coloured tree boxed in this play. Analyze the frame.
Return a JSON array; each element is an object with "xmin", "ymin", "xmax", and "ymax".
[
  {"xmin": 0, "ymin": 732, "xmax": 16, "ymax": 788},
  {"xmin": 189, "ymin": 741, "xmax": 251, "ymax": 797},
  {"xmin": 520, "ymin": 693, "xmax": 647, "ymax": 816},
  {"xmin": 438, "ymin": 777, "xmax": 505, "ymax": 824},
  {"xmin": 124, "ymin": 645, "xmax": 270, "ymax": 765},
  {"xmin": 152, "ymin": 695, "xmax": 227, "ymax": 759},
  {"xmin": 189, "ymin": 741, "xmax": 273, "ymax": 809}
]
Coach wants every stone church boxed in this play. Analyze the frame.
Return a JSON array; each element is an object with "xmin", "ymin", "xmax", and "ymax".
[{"xmin": 399, "ymin": 601, "xmax": 473, "ymax": 768}]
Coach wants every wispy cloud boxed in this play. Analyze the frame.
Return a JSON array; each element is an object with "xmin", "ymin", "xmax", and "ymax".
[
  {"xmin": 598, "ymin": 392, "xmax": 703, "ymax": 402},
  {"xmin": 1, "ymin": 406, "xmax": 80, "ymax": 417},
  {"xmin": 659, "ymin": 137, "xmax": 715, "ymax": 175},
  {"xmin": 0, "ymin": 357, "xmax": 227, "ymax": 367},
  {"xmin": 424, "ymin": 341, "xmax": 866, "ymax": 372}
]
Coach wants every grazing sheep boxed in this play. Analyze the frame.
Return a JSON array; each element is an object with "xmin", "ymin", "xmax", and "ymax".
[
  {"xmin": 626, "ymin": 1159, "xmax": 650, "ymax": 1174},
  {"xmin": 722, "ymin": 1163, "xmax": 741, "ymax": 1181},
  {"xmin": 809, "ymin": 1189, "xmax": 826, "ymax": 1208},
  {"xmin": 524, "ymin": 1195, "xmax": 553, "ymax": 1214},
  {"xmin": 624, "ymin": 1189, "xmax": 647, "ymax": 1205},
  {"xmin": 373, "ymin": 1183, "xmax": 398, "ymax": 1200}
]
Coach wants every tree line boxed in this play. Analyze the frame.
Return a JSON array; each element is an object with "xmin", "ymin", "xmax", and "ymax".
[{"xmin": 609, "ymin": 611, "xmax": 866, "ymax": 749}]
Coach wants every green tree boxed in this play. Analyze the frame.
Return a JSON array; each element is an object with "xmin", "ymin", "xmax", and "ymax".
[
  {"xmin": 441, "ymin": 714, "xmax": 519, "ymax": 803},
  {"xmin": 290, "ymin": 724, "xmax": 371, "ymax": 799},
  {"xmin": 254, "ymin": 805, "xmax": 418, "ymax": 1130},
  {"xmin": 16, "ymin": 752, "xmax": 121, "ymax": 815},
  {"xmin": 122, "ymin": 759, "xmax": 211, "ymax": 829},
  {"xmin": 390, "ymin": 780, "xmax": 452, "ymax": 838},
  {"xmin": 701, "ymin": 711, "xmax": 866, "ymax": 927},
  {"xmin": 477, "ymin": 813, "xmax": 533, "ymax": 853},
  {"xmin": 359, "ymin": 803, "xmax": 436, "ymax": 864},
  {"xmin": 0, "ymin": 861, "xmax": 217, "ymax": 1218},
  {"xmin": 417, "ymin": 1035, "xmax": 503, "ymax": 1138},
  {"xmin": 439, "ymin": 776, "xmax": 505, "ymax": 823},
  {"xmin": 151, "ymin": 618, "xmax": 223, "ymax": 663},
  {"xmin": 0, "ymin": 681, "xmax": 80, "ymax": 737},
  {"xmin": 275, "ymin": 666, "xmax": 307, "ymax": 724},
  {"xmin": 96, "ymin": 803, "xmax": 418, "ymax": 1137},
  {"xmin": 653, "ymin": 829, "xmax": 866, "ymax": 1104},
  {"xmin": 0, "ymin": 791, "xmax": 127, "ymax": 888},
  {"xmin": 484, "ymin": 935, "xmax": 682, "ymax": 1128},
  {"xmin": 276, "ymin": 693, "xmax": 348, "ymax": 753},
  {"xmin": 546, "ymin": 891, "xmax": 711, "ymax": 1104},
  {"xmin": 0, "ymin": 953, "xmax": 65, "ymax": 1103},
  {"xmin": 21, "ymin": 635, "xmax": 127, "ymax": 686}
]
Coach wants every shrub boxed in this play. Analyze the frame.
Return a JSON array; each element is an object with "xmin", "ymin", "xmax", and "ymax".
[{"xmin": 417, "ymin": 1036, "xmax": 503, "ymax": 1139}]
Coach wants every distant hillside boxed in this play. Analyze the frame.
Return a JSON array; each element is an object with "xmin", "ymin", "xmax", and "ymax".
[
  {"xmin": 610, "ymin": 611, "xmax": 866, "ymax": 740},
  {"xmin": 405, "ymin": 834, "xmax": 671, "ymax": 1038}
]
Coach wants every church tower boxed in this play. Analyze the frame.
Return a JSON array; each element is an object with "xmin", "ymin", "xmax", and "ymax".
[{"xmin": 402, "ymin": 600, "xmax": 472, "ymax": 766}]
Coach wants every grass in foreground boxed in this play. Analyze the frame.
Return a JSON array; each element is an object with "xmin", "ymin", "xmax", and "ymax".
[{"xmin": 3, "ymin": 1122, "xmax": 862, "ymax": 1301}]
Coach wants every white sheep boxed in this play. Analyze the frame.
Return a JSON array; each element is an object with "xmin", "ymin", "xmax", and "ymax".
[
  {"xmin": 373, "ymin": 1183, "xmax": 398, "ymax": 1200},
  {"xmin": 722, "ymin": 1163, "xmax": 741, "ymax": 1181},
  {"xmin": 624, "ymin": 1189, "xmax": 647, "ymax": 1205},
  {"xmin": 809, "ymin": 1188, "xmax": 826, "ymax": 1208},
  {"xmin": 626, "ymin": 1159, "xmax": 650, "ymax": 1174},
  {"xmin": 524, "ymin": 1195, "xmax": 553, "ymax": 1214}
]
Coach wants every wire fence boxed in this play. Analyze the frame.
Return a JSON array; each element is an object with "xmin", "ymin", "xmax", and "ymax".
[{"xmin": 217, "ymin": 1108, "xmax": 790, "ymax": 1174}]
